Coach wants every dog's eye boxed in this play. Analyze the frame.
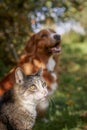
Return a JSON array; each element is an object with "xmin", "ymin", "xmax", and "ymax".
[{"xmin": 41, "ymin": 34, "xmax": 48, "ymax": 38}]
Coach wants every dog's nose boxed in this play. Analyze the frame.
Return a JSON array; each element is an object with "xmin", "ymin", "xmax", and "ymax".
[{"xmin": 54, "ymin": 34, "xmax": 61, "ymax": 41}]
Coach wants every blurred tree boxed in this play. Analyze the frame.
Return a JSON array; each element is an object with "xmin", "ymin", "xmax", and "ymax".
[{"xmin": 0, "ymin": 0, "xmax": 87, "ymax": 78}]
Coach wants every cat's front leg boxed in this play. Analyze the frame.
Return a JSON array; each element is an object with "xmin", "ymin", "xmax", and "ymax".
[
  {"xmin": 12, "ymin": 115, "xmax": 34, "ymax": 130},
  {"xmin": 0, "ymin": 121, "xmax": 7, "ymax": 130}
]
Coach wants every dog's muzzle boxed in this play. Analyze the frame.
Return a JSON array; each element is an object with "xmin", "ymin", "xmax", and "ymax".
[
  {"xmin": 53, "ymin": 34, "xmax": 61, "ymax": 42},
  {"xmin": 49, "ymin": 34, "xmax": 61, "ymax": 53}
]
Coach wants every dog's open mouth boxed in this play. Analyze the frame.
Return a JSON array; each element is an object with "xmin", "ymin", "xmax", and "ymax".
[{"xmin": 50, "ymin": 43, "xmax": 61, "ymax": 53}]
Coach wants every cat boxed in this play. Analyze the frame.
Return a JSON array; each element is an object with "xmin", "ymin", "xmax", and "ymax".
[{"xmin": 0, "ymin": 67, "xmax": 48, "ymax": 130}]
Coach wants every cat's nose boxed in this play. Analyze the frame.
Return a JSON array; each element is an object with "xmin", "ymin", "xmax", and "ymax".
[{"xmin": 42, "ymin": 90, "xmax": 48, "ymax": 96}]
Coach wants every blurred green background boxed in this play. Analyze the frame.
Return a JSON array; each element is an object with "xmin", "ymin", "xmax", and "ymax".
[{"xmin": 0, "ymin": 0, "xmax": 87, "ymax": 130}]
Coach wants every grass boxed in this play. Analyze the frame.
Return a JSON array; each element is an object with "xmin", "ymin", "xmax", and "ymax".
[{"xmin": 34, "ymin": 40, "xmax": 87, "ymax": 130}]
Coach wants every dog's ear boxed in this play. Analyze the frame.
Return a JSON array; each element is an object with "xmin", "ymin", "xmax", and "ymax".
[{"xmin": 25, "ymin": 34, "xmax": 36, "ymax": 55}]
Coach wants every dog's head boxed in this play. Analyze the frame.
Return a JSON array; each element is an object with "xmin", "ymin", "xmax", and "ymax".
[{"xmin": 25, "ymin": 29, "xmax": 61, "ymax": 56}]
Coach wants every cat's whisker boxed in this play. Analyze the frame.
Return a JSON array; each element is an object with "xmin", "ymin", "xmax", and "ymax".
[
  {"xmin": 51, "ymin": 96, "xmax": 56, "ymax": 105},
  {"xmin": 49, "ymin": 95, "xmax": 56, "ymax": 105},
  {"xmin": 47, "ymin": 96, "xmax": 56, "ymax": 114}
]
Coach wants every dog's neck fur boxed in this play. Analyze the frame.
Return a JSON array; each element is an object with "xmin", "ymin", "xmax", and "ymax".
[
  {"xmin": 33, "ymin": 54, "xmax": 55, "ymax": 71},
  {"xmin": 36, "ymin": 49, "xmax": 52, "ymax": 62},
  {"xmin": 46, "ymin": 56, "xmax": 56, "ymax": 72}
]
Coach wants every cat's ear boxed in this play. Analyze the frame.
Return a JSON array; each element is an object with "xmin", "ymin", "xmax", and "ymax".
[
  {"xmin": 36, "ymin": 68, "xmax": 43, "ymax": 76},
  {"xmin": 15, "ymin": 67, "xmax": 25, "ymax": 85}
]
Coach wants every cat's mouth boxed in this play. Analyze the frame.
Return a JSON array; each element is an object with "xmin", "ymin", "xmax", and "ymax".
[{"xmin": 39, "ymin": 97, "xmax": 47, "ymax": 102}]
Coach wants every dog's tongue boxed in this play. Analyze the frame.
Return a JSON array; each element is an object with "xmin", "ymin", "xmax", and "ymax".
[{"xmin": 51, "ymin": 46, "xmax": 61, "ymax": 52}]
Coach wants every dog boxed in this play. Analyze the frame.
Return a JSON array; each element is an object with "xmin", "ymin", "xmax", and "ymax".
[{"xmin": 0, "ymin": 29, "xmax": 61, "ymax": 98}]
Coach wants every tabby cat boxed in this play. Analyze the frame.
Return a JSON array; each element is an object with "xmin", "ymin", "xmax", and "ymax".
[{"xmin": 0, "ymin": 67, "xmax": 48, "ymax": 130}]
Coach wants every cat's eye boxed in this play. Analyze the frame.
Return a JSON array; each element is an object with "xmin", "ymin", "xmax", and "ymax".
[
  {"xmin": 42, "ymin": 82, "xmax": 47, "ymax": 87},
  {"xmin": 30, "ymin": 85, "xmax": 37, "ymax": 91}
]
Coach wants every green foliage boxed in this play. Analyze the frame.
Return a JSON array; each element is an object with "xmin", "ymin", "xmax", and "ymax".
[{"xmin": 62, "ymin": 31, "xmax": 86, "ymax": 44}]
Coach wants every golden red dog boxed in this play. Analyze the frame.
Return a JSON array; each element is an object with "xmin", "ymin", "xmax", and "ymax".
[{"xmin": 0, "ymin": 29, "xmax": 61, "ymax": 97}]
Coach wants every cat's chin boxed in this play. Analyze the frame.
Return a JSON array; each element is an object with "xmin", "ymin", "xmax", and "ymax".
[
  {"xmin": 39, "ymin": 97, "xmax": 47, "ymax": 103},
  {"xmin": 36, "ymin": 98, "xmax": 49, "ymax": 112}
]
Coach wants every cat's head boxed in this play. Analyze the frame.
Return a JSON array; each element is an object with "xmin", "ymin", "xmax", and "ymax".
[{"xmin": 15, "ymin": 67, "xmax": 48, "ymax": 106}]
